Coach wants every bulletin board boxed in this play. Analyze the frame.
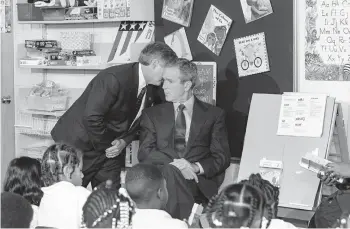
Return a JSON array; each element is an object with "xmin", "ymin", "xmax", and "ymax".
[{"xmin": 154, "ymin": 0, "xmax": 294, "ymax": 158}]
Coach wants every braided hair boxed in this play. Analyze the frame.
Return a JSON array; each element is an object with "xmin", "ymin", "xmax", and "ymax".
[
  {"xmin": 82, "ymin": 180, "xmax": 135, "ymax": 228},
  {"xmin": 205, "ymin": 183, "xmax": 268, "ymax": 228},
  {"xmin": 239, "ymin": 173, "xmax": 280, "ymax": 218},
  {"xmin": 41, "ymin": 143, "xmax": 82, "ymax": 187}
]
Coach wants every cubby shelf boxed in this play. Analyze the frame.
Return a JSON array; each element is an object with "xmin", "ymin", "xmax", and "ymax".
[
  {"xmin": 19, "ymin": 63, "xmax": 122, "ymax": 70},
  {"xmin": 18, "ymin": 18, "xmax": 132, "ymax": 24}
]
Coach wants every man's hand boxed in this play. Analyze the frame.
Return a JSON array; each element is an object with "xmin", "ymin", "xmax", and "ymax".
[
  {"xmin": 105, "ymin": 139, "xmax": 127, "ymax": 158},
  {"xmin": 325, "ymin": 162, "xmax": 350, "ymax": 178},
  {"xmin": 170, "ymin": 158, "xmax": 192, "ymax": 170},
  {"xmin": 170, "ymin": 159, "xmax": 199, "ymax": 183},
  {"xmin": 180, "ymin": 167, "xmax": 199, "ymax": 183}
]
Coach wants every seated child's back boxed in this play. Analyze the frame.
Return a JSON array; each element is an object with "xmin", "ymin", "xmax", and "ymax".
[
  {"xmin": 37, "ymin": 143, "xmax": 90, "ymax": 228},
  {"xmin": 125, "ymin": 164, "xmax": 188, "ymax": 229}
]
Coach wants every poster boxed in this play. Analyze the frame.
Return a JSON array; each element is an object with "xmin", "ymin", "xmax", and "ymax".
[
  {"xmin": 164, "ymin": 27, "xmax": 192, "ymax": 60},
  {"xmin": 197, "ymin": 5, "xmax": 232, "ymax": 56},
  {"xmin": 193, "ymin": 62, "xmax": 217, "ymax": 105},
  {"xmin": 277, "ymin": 94, "xmax": 327, "ymax": 137},
  {"xmin": 161, "ymin": 0, "xmax": 194, "ymax": 27},
  {"xmin": 233, "ymin": 32, "xmax": 270, "ymax": 77},
  {"xmin": 108, "ymin": 21, "xmax": 154, "ymax": 63},
  {"xmin": 240, "ymin": 0, "xmax": 273, "ymax": 23},
  {"xmin": 305, "ymin": 0, "xmax": 350, "ymax": 81}
]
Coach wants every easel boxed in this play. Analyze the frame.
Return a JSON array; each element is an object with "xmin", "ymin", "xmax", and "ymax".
[
  {"xmin": 278, "ymin": 102, "xmax": 349, "ymax": 223},
  {"xmin": 237, "ymin": 93, "xmax": 349, "ymax": 225}
]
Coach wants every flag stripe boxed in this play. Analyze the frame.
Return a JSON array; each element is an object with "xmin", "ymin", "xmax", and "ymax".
[
  {"xmin": 119, "ymin": 30, "xmax": 135, "ymax": 56},
  {"xmin": 107, "ymin": 26, "xmax": 124, "ymax": 62},
  {"xmin": 135, "ymin": 30, "xmax": 144, "ymax": 42},
  {"xmin": 114, "ymin": 31, "xmax": 130, "ymax": 59}
]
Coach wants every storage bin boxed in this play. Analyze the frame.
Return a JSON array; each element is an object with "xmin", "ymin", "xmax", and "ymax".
[
  {"xmin": 41, "ymin": 7, "xmax": 66, "ymax": 21},
  {"xmin": 17, "ymin": 3, "xmax": 43, "ymax": 21}
]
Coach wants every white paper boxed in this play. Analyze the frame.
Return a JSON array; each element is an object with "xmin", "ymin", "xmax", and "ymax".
[
  {"xmin": 164, "ymin": 27, "xmax": 193, "ymax": 60},
  {"xmin": 240, "ymin": 0, "xmax": 273, "ymax": 23},
  {"xmin": 277, "ymin": 94, "xmax": 327, "ymax": 137},
  {"xmin": 233, "ymin": 32, "xmax": 270, "ymax": 77},
  {"xmin": 304, "ymin": 0, "xmax": 350, "ymax": 81},
  {"xmin": 197, "ymin": 5, "xmax": 232, "ymax": 56}
]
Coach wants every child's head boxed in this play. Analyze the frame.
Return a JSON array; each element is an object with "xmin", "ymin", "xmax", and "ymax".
[
  {"xmin": 206, "ymin": 32, "xmax": 217, "ymax": 47},
  {"xmin": 82, "ymin": 180, "xmax": 135, "ymax": 228},
  {"xmin": 239, "ymin": 173, "xmax": 280, "ymax": 218},
  {"xmin": 3, "ymin": 156, "xmax": 43, "ymax": 206},
  {"xmin": 125, "ymin": 163, "xmax": 168, "ymax": 210},
  {"xmin": 41, "ymin": 143, "xmax": 83, "ymax": 187},
  {"xmin": 205, "ymin": 183, "xmax": 271, "ymax": 228},
  {"xmin": 1, "ymin": 192, "xmax": 34, "ymax": 228}
]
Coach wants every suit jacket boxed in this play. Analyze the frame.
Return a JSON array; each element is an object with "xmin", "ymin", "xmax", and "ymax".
[
  {"xmin": 51, "ymin": 63, "xmax": 164, "ymax": 157},
  {"xmin": 138, "ymin": 97, "xmax": 230, "ymax": 196}
]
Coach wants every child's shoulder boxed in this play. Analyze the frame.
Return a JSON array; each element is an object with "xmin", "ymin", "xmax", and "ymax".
[{"xmin": 75, "ymin": 186, "xmax": 91, "ymax": 196}]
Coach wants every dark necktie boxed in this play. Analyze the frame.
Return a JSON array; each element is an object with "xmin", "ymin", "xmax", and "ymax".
[
  {"xmin": 135, "ymin": 86, "xmax": 147, "ymax": 115},
  {"xmin": 174, "ymin": 104, "xmax": 186, "ymax": 158}
]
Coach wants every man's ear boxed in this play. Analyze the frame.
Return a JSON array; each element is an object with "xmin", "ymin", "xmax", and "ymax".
[
  {"xmin": 184, "ymin": 80, "xmax": 193, "ymax": 91},
  {"xmin": 63, "ymin": 166, "xmax": 73, "ymax": 179},
  {"xmin": 157, "ymin": 187, "xmax": 162, "ymax": 199},
  {"xmin": 151, "ymin": 59, "xmax": 160, "ymax": 69}
]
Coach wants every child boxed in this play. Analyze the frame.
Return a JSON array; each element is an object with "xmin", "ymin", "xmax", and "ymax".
[
  {"xmin": 1, "ymin": 192, "xmax": 34, "ymax": 228},
  {"xmin": 125, "ymin": 163, "xmax": 188, "ymax": 229},
  {"xmin": 204, "ymin": 183, "xmax": 272, "ymax": 228},
  {"xmin": 82, "ymin": 179, "xmax": 135, "ymax": 228},
  {"xmin": 38, "ymin": 143, "xmax": 91, "ymax": 228},
  {"xmin": 239, "ymin": 173, "xmax": 297, "ymax": 228},
  {"xmin": 3, "ymin": 156, "xmax": 43, "ymax": 228}
]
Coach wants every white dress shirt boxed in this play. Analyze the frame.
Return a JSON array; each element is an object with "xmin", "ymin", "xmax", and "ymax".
[
  {"xmin": 37, "ymin": 181, "xmax": 91, "ymax": 228},
  {"xmin": 133, "ymin": 209, "xmax": 188, "ymax": 229},
  {"xmin": 130, "ymin": 65, "xmax": 147, "ymax": 128},
  {"xmin": 30, "ymin": 205, "xmax": 38, "ymax": 229},
  {"xmin": 173, "ymin": 96, "xmax": 204, "ymax": 174}
]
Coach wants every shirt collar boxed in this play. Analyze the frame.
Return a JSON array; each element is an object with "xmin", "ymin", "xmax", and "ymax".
[
  {"xmin": 138, "ymin": 64, "xmax": 147, "ymax": 90},
  {"xmin": 174, "ymin": 95, "xmax": 195, "ymax": 111}
]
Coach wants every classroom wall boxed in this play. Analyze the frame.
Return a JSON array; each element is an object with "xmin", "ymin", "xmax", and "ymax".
[
  {"xmin": 295, "ymin": 0, "xmax": 350, "ymax": 154},
  {"xmin": 155, "ymin": 0, "xmax": 294, "ymax": 158}
]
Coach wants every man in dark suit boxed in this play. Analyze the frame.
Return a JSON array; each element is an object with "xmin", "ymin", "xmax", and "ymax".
[
  {"xmin": 138, "ymin": 58, "xmax": 230, "ymax": 220},
  {"xmin": 51, "ymin": 42, "xmax": 177, "ymax": 188}
]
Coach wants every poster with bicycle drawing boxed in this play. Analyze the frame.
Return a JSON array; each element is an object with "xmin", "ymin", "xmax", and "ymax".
[
  {"xmin": 304, "ymin": 0, "xmax": 350, "ymax": 81},
  {"xmin": 234, "ymin": 32, "xmax": 270, "ymax": 77}
]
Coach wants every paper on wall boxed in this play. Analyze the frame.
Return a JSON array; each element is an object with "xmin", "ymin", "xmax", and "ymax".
[
  {"xmin": 197, "ymin": 5, "xmax": 232, "ymax": 56},
  {"xmin": 164, "ymin": 27, "xmax": 193, "ymax": 60},
  {"xmin": 277, "ymin": 94, "xmax": 327, "ymax": 137},
  {"xmin": 233, "ymin": 32, "xmax": 270, "ymax": 77}
]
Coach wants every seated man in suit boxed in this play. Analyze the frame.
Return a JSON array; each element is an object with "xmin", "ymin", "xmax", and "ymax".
[{"xmin": 138, "ymin": 58, "xmax": 230, "ymax": 220}]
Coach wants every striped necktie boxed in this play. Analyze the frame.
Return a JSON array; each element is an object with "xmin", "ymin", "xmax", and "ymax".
[{"xmin": 174, "ymin": 104, "xmax": 186, "ymax": 158}]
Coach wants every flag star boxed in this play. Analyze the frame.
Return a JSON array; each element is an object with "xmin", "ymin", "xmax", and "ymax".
[
  {"xmin": 120, "ymin": 22, "xmax": 128, "ymax": 30},
  {"xmin": 138, "ymin": 22, "xmax": 146, "ymax": 30},
  {"xmin": 129, "ymin": 22, "xmax": 137, "ymax": 30}
]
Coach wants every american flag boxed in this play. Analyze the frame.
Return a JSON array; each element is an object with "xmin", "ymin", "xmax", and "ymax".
[
  {"xmin": 344, "ymin": 63, "xmax": 350, "ymax": 73},
  {"xmin": 344, "ymin": 63, "xmax": 350, "ymax": 80},
  {"xmin": 108, "ymin": 21, "xmax": 155, "ymax": 63}
]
